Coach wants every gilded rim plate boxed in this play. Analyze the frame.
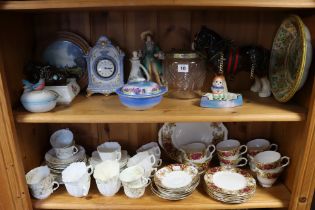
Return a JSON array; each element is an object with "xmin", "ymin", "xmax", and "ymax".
[
  {"xmin": 269, "ymin": 15, "xmax": 312, "ymax": 102},
  {"xmin": 154, "ymin": 164, "xmax": 198, "ymax": 189},
  {"xmin": 158, "ymin": 123, "xmax": 227, "ymax": 163},
  {"xmin": 204, "ymin": 167, "xmax": 256, "ymax": 196}
]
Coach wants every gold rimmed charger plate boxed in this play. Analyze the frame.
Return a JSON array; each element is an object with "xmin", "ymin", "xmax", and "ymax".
[{"xmin": 269, "ymin": 15, "xmax": 312, "ymax": 102}]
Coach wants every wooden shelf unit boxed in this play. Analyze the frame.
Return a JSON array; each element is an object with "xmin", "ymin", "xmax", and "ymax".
[
  {"xmin": 14, "ymin": 92, "xmax": 306, "ymax": 123},
  {"xmin": 32, "ymin": 183, "xmax": 290, "ymax": 209},
  {"xmin": 0, "ymin": 4, "xmax": 315, "ymax": 210},
  {"xmin": 0, "ymin": 0, "xmax": 315, "ymax": 10}
]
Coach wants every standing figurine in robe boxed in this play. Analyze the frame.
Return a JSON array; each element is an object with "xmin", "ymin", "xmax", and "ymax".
[{"xmin": 140, "ymin": 31, "xmax": 164, "ymax": 85}]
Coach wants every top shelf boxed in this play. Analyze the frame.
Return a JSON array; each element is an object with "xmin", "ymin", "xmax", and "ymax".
[
  {"xmin": 1, "ymin": 0, "xmax": 315, "ymax": 11},
  {"xmin": 14, "ymin": 92, "xmax": 306, "ymax": 123}
]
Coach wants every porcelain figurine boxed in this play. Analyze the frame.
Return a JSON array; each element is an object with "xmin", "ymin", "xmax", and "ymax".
[
  {"xmin": 128, "ymin": 51, "xmax": 150, "ymax": 83},
  {"xmin": 200, "ymin": 53, "xmax": 243, "ymax": 108},
  {"xmin": 20, "ymin": 79, "xmax": 59, "ymax": 112},
  {"xmin": 193, "ymin": 26, "xmax": 271, "ymax": 97},
  {"xmin": 201, "ymin": 76, "xmax": 243, "ymax": 108},
  {"xmin": 140, "ymin": 31, "xmax": 164, "ymax": 85}
]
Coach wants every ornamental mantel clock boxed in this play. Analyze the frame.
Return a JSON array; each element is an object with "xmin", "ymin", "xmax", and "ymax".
[{"xmin": 86, "ymin": 36, "xmax": 125, "ymax": 96}]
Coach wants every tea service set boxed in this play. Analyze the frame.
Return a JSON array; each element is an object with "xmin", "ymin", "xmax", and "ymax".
[
  {"xmin": 25, "ymin": 126, "xmax": 290, "ymax": 204},
  {"xmin": 44, "ymin": 129, "xmax": 87, "ymax": 184}
]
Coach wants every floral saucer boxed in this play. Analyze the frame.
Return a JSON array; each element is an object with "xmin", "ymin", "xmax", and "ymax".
[{"xmin": 154, "ymin": 164, "xmax": 198, "ymax": 190}]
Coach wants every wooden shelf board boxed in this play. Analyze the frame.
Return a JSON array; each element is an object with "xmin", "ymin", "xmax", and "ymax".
[
  {"xmin": 14, "ymin": 92, "xmax": 306, "ymax": 123},
  {"xmin": 32, "ymin": 183, "xmax": 290, "ymax": 209},
  {"xmin": 0, "ymin": 0, "xmax": 315, "ymax": 10}
]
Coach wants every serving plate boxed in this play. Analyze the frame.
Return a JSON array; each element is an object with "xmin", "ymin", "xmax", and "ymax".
[
  {"xmin": 269, "ymin": 15, "xmax": 312, "ymax": 102},
  {"xmin": 158, "ymin": 123, "xmax": 227, "ymax": 163}
]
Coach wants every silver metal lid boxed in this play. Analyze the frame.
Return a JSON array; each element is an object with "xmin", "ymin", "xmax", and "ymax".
[{"xmin": 167, "ymin": 51, "xmax": 199, "ymax": 59}]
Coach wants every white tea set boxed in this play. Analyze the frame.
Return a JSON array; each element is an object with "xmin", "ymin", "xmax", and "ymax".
[{"xmin": 45, "ymin": 129, "xmax": 87, "ymax": 184}]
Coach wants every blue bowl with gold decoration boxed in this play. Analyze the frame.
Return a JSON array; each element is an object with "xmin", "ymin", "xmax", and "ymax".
[{"xmin": 116, "ymin": 81, "xmax": 167, "ymax": 110}]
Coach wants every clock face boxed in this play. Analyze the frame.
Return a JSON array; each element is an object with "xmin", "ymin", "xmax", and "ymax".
[{"xmin": 96, "ymin": 59, "xmax": 116, "ymax": 78}]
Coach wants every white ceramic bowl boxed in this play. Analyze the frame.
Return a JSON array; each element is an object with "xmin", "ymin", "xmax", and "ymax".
[{"xmin": 21, "ymin": 90, "xmax": 58, "ymax": 112}]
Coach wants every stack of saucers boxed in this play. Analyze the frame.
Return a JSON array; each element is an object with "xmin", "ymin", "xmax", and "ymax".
[
  {"xmin": 204, "ymin": 167, "xmax": 256, "ymax": 204},
  {"xmin": 89, "ymin": 150, "xmax": 130, "ymax": 170},
  {"xmin": 150, "ymin": 164, "xmax": 199, "ymax": 200},
  {"xmin": 45, "ymin": 145, "xmax": 87, "ymax": 183},
  {"xmin": 45, "ymin": 129, "xmax": 87, "ymax": 184}
]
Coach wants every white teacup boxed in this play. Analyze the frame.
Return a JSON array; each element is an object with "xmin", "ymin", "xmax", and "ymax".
[
  {"xmin": 216, "ymin": 139, "xmax": 247, "ymax": 159},
  {"xmin": 119, "ymin": 165, "xmax": 150, "ymax": 188},
  {"xmin": 25, "ymin": 166, "xmax": 59, "ymax": 199},
  {"xmin": 97, "ymin": 142, "xmax": 121, "ymax": 161},
  {"xmin": 62, "ymin": 162, "xmax": 93, "ymax": 197},
  {"xmin": 123, "ymin": 178, "xmax": 151, "ymax": 199},
  {"xmin": 50, "ymin": 129, "xmax": 78, "ymax": 159},
  {"xmin": 94, "ymin": 161, "xmax": 121, "ymax": 196},
  {"xmin": 136, "ymin": 142, "xmax": 161, "ymax": 159}
]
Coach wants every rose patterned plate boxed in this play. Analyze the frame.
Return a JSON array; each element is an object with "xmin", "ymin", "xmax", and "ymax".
[
  {"xmin": 204, "ymin": 167, "xmax": 256, "ymax": 196},
  {"xmin": 158, "ymin": 123, "xmax": 228, "ymax": 163},
  {"xmin": 154, "ymin": 164, "xmax": 198, "ymax": 189},
  {"xmin": 269, "ymin": 15, "xmax": 312, "ymax": 102}
]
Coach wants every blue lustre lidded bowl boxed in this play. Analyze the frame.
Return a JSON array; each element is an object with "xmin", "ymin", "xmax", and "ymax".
[{"xmin": 116, "ymin": 81, "xmax": 167, "ymax": 110}]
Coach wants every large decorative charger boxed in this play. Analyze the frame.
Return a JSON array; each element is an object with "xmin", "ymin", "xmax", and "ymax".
[
  {"xmin": 269, "ymin": 15, "xmax": 312, "ymax": 102},
  {"xmin": 42, "ymin": 31, "xmax": 90, "ymax": 89}
]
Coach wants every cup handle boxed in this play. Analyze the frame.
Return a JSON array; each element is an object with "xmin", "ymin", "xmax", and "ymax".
[
  {"xmin": 270, "ymin": 144, "xmax": 278, "ymax": 151},
  {"xmin": 150, "ymin": 168, "xmax": 157, "ymax": 177},
  {"xmin": 236, "ymin": 157, "xmax": 248, "ymax": 167},
  {"xmin": 155, "ymin": 159, "xmax": 162, "ymax": 167},
  {"xmin": 155, "ymin": 147, "xmax": 161, "ymax": 156},
  {"xmin": 280, "ymin": 156, "xmax": 290, "ymax": 168},
  {"xmin": 144, "ymin": 178, "xmax": 152, "ymax": 187},
  {"xmin": 116, "ymin": 152, "xmax": 122, "ymax": 161},
  {"xmin": 207, "ymin": 144, "xmax": 216, "ymax": 156},
  {"xmin": 239, "ymin": 145, "xmax": 248, "ymax": 156},
  {"xmin": 149, "ymin": 155, "xmax": 156, "ymax": 166},
  {"xmin": 72, "ymin": 146, "xmax": 79, "ymax": 155},
  {"xmin": 51, "ymin": 181, "xmax": 60, "ymax": 191},
  {"xmin": 87, "ymin": 165, "xmax": 94, "ymax": 175}
]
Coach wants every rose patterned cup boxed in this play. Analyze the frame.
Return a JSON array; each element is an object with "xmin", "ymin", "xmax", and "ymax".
[
  {"xmin": 256, "ymin": 167, "xmax": 284, "ymax": 187},
  {"xmin": 219, "ymin": 156, "xmax": 248, "ymax": 168},
  {"xmin": 216, "ymin": 139, "xmax": 247, "ymax": 159},
  {"xmin": 180, "ymin": 142, "xmax": 215, "ymax": 161},
  {"xmin": 247, "ymin": 139, "xmax": 278, "ymax": 157},
  {"xmin": 253, "ymin": 151, "xmax": 290, "ymax": 170}
]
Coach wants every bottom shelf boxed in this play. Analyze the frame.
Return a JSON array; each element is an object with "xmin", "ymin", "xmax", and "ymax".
[{"xmin": 33, "ymin": 182, "xmax": 291, "ymax": 209}]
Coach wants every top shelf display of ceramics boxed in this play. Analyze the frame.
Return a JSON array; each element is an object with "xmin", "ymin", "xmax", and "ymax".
[
  {"xmin": 14, "ymin": 92, "xmax": 306, "ymax": 123},
  {"xmin": 1, "ymin": 0, "xmax": 315, "ymax": 10}
]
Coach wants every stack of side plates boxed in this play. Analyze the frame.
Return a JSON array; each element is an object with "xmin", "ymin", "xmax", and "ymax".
[
  {"xmin": 151, "ymin": 164, "xmax": 199, "ymax": 200},
  {"xmin": 88, "ymin": 150, "xmax": 129, "ymax": 170},
  {"xmin": 45, "ymin": 145, "xmax": 87, "ymax": 183},
  {"xmin": 204, "ymin": 167, "xmax": 256, "ymax": 204}
]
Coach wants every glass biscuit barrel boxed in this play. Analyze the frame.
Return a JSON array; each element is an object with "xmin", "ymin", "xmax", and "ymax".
[{"xmin": 164, "ymin": 52, "xmax": 206, "ymax": 99}]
